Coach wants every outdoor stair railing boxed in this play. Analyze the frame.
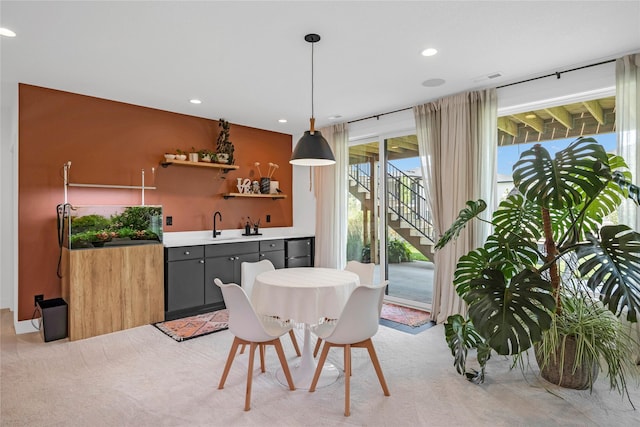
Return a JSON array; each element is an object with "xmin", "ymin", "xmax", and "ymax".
[{"xmin": 348, "ymin": 163, "xmax": 434, "ymax": 243}]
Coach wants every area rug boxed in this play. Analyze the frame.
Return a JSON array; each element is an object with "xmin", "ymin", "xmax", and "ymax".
[
  {"xmin": 380, "ymin": 302, "xmax": 430, "ymax": 328},
  {"xmin": 154, "ymin": 309, "xmax": 228, "ymax": 342}
]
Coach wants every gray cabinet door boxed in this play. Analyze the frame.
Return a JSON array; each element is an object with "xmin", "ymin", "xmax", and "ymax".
[
  {"xmin": 260, "ymin": 250, "xmax": 285, "ymax": 268},
  {"xmin": 166, "ymin": 258, "xmax": 205, "ymax": 311},
  {"xmin": 259, "ymin": 239, "xmax": 285, "ymax": 268},
  {"xmin": 204, "ymin": 252, "xmax": 259, "ymax": 304}
]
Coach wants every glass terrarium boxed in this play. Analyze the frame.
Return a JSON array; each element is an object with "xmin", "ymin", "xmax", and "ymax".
[{"xmin": 64, "ymin": 205, "xmax": 163, "ymax": 249}]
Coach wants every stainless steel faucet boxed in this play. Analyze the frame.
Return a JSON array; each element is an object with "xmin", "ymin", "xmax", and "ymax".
[{"xmin": 213, "ymin": 211, "xmax": 222, "ymax": 238}]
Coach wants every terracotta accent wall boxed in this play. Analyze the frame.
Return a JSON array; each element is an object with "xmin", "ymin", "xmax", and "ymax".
[{"xmin": 18, "ymin": 84, "xmax": 292, "ymax": 320}]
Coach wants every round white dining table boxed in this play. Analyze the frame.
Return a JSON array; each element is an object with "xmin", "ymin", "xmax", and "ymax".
[{"xmin": 252, "ymin": 267, "xmax": 360, "ymax": 389}]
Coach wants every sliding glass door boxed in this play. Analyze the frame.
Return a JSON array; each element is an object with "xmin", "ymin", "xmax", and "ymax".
[{"xmin": 347, "ymin": 134, "xmax": 433, "ymax": 310}]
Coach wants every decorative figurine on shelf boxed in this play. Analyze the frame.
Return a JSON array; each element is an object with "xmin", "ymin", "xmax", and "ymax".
[
  {"xmin": 216, "ymin": 118, "xmax": 235, "ymax": 165},
  {"xmin": 236, "ymin": 178, "xmax": 251, "ymax": 194},
  {"xmin": 251, "ymin": 180, "xmax": 260, "ymax": 194}
]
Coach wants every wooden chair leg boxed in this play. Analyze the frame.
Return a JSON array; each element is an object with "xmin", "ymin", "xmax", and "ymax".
[
  {"xmin": 313, "ymin": 338, "xmax": 322, "ymax": 357},
  {"xmin": 239, "ymin": 343, "xmax": 246, "ymax": 354},
  {"xmin": 364, "ymin": 339, "xmax": 390, "ymax": 396},
  {"xmin": 344, "ymin": 344, "xmax": 351, "ymax": 416},
  {"xmin": 219, "ymin": 337, "xmax": 241, "ymax": 389},
  {"xmin": 273, "ymin": 339, "xmax": 296, "ymax": 390},
  {"xmin": 289, "ymin": 329, "xmax": 302, "ymax": 357},
  {"xmin": 245, "ymin": 342, "xmax": 257, "ymax": 411},
  {"xmin": 259, "ymin": 344, "xmax": 266, "ymax": 373},
  {"xmin": 309, "ymin": 341, "xmax": 331, "ymax": 392}
]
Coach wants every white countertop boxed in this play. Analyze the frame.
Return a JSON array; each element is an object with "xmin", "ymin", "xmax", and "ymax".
[{"xmin": 162, "ymin": 227, "xmax": 313, "ymax": 247}]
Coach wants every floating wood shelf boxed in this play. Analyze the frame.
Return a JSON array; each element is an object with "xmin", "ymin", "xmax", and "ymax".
[
  {"xmin": 222, "ymin": 193, "xmax": 287, "ymax": 200},
  {"xmin": 160, "ymin": 159, "xmax": 239, "ymax": 172}
]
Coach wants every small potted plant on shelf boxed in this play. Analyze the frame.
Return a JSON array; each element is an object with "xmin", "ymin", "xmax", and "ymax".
[
  {"xmin": 188, "ymin": 147, "xmax": 199, "ymax": 162},
  {"xmin": 175, "ymin": 149, "xmax": 187, "ymax": 161},
  {"xmin": 198, "ymin": 149, "xmax": 216, "ymax": 163},
  {"xmin": 435, "ymin": 137, "xmax": 640, "ymax": 399}
]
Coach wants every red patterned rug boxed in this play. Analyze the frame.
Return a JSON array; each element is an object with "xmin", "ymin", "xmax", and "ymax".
[
  {"xmin": 380, "ymin": 302, "xmax": 431, "ymax": 327},
  {"xmin": 154, "ymin": 309, "xmax": 229, "ymax": 342}
]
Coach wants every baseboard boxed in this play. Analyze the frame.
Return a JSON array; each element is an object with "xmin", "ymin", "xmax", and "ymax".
[{"xmin": 14, "ymin": 318, "xmax": 41, "ymax": 335}]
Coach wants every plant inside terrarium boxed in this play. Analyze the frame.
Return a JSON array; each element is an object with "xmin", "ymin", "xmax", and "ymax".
[{"xmin": 69, "ymin": 206, "xmax": 161, "ymax": 248}]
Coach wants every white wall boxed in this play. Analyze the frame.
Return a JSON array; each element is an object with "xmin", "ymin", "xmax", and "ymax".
[{"xmin": 1, "ymin": 83, "xmax": 17, "ymax": 311}]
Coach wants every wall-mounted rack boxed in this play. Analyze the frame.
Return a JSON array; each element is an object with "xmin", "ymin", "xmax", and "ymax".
[{"xmin": 63, "ymin": 161, "xmax": 155, "ymax": 205}]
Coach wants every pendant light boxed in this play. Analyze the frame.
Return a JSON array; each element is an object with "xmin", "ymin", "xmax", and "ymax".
[{"xmin": 290, "ymin": 33, "xmax": 336, "ymax": 166}]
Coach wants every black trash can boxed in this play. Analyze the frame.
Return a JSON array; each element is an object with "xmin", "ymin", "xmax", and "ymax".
[{"xmin": 37, "ymin": 298, "xmax": 68, "ymax": 342}]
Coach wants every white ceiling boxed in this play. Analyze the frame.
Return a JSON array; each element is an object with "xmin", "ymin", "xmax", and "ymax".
[{"xmin": 2, "ymin": 1, "xmax": 639, "ymax": 137}]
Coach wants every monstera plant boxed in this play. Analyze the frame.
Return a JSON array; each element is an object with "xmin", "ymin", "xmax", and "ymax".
[{"xmin": 436, "ymin": 137, "xmax": 640, "ymax": 392}]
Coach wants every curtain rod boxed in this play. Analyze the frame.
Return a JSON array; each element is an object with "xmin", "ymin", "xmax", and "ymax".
[
  {"xmin": 347, "ymin": 58, "xmax": 617, "ymax": 125},
  {"xmin": 496, "ymin": 58, "xmax": 615, "ymax": 89}
]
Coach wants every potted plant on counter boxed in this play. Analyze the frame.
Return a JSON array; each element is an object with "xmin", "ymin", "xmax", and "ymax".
[{"xmin": 436, "ymin": 137, "xmax": 640, "ymax": 399}]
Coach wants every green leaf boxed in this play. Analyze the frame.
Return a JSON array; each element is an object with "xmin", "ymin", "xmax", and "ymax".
[
  {"xmin": 576, "ymin": 225, "xmax": 640, "ymax": 322},
  {"xmin": 453, "ymin": 248, "xmax": 490, "ymax": 297},
  {"xmin": 435, "ymin": 200, "xmax": 487, "ymax": 250},
  {"xmin": 466, "ymin": 269, "xmax": 556, "ymax": 355},
  {"xmin": 444, "ymin": 314, "xmax": 486, "ymax": 377},
  {"xmin": 513, "ymin": 137, "xmax": 610, "ymax": 210},
  {"xmin": 492, "ymin": 193, "xmax": 542, "ymax": 241},
  {"xmin": 485, "ymin": 234, "xmax": 541, "ymax": 279}
]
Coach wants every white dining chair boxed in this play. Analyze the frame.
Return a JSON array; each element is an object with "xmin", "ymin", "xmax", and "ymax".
[
  {"xmin": 344, "ymin": 260, "xmax": 375, "ymax": 285},
  {"xmin": 309, "ymin": 282, "xmax": 390, "ymax": 417},
  {"xmin": 240, "ymin": 260, "xmax": 301, "ymax": 357},
  {"xmin": 313, "ymin": 260, "xmax": 376, "ymax": 357},
  {"xmin": 214, "ymin": 278, "xmax": 295, "ymax": 411}
]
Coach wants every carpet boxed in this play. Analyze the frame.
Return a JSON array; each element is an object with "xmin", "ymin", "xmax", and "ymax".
[
  {"xmin": 380, "ymin": 302, "xmax": 430, "ymax": 328},
  {"xmin": 154, "ymin": 309, "xmax": 228, "ymax": 342}
]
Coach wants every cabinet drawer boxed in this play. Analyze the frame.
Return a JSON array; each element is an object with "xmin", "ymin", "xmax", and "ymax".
[
  {"xmin": 205, "ymin": 241, "xmax": 259, "ymax": 258},
  {"xmin": 165, "ymin": 245, "xmax": 204, "ymax": 261},
  {"xmin": 259, "ymin": 239, "xmax": 285, "ymax": 252},
  {"xmin": 286, "ymin": 255, "xmax": 312, "ymax": 268},
  {"xmin": 286, "ymin": 239, "xmax": 312, "ymax": 258}
]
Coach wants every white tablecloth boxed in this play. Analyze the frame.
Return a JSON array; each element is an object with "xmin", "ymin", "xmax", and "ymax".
[{"xmin": 252, "ymin": 267, "xmax": 360, "ymax": 326}]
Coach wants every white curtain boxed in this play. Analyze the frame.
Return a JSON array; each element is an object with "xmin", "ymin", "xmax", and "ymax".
[
  {"xmin": 616, "ymin": 53, "xmax": 640, "ymax": 231},
  {"xmin": 314, "ymin": 123, "xmax": 349, "ymax": 269},
  {"xmin": 414, "ymin": 89, "xmax": 497, "ymax": 324}
]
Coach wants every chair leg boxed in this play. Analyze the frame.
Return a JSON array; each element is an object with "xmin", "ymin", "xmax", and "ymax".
[
  {"xmin": 309, "ymin": 341, "xmax": 331, "ymax": 392},
  {"xmin": 273, "ymin": 339, "xmax": 296, "ymax": 390},
  {"xmin": 344, "ymin": 344, "xmax": 351, "ymax": 417},
  {"xmin": 239, "ymin": 343, "xmax": 246, "ymax": 354},
  {"xmin": 364, "ymin": 339, "xmax": 390, "ymax": 396},
  {"xmin": 245, "ymin": 342, "xmax": 258, "ymax": 411},
  {"xmin": 219, "ymin": 337, "xmax": 241, "ymax": 389},
  {"xmin": 289, "ymin": 329, "xmax": 302, "ymax": 357},
  {"xmin": 259, "ymin": 344, "xmax": 266, "ymax": 373},
  {"xmin": 313, "ymin": 337, "xmax": 322, "ymax": 357}
]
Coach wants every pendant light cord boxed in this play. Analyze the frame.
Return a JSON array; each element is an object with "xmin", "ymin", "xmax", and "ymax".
[{"xmin": 311, "ymin": 40, "xmax": 315, "ymax": 120}]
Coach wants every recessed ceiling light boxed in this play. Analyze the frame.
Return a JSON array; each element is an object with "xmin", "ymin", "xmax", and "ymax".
[
  {"xmin": 189, "ymin": 99, "xmax": 202, "ymax": 104},
  {"xmin": 0, "ymin": 28, "xmax": 16, "ymax": 37},
  {"xmin": 422, "ymin": 78, "xmax": 445, "ymax": 87},
  {"xmin": 328, "ymin": 115, "xmax": 342, "ymax": 120},
  {"xmin": 421, "ymin": 48, "xmax": 438, "ymax": 57},
  {"xmin": 525, "ymin": 113, "xmax": 536, "ymax": 119},
  {"xmin": 278, "ymin": 119, "xmax": 287, "ymax": 123}
]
